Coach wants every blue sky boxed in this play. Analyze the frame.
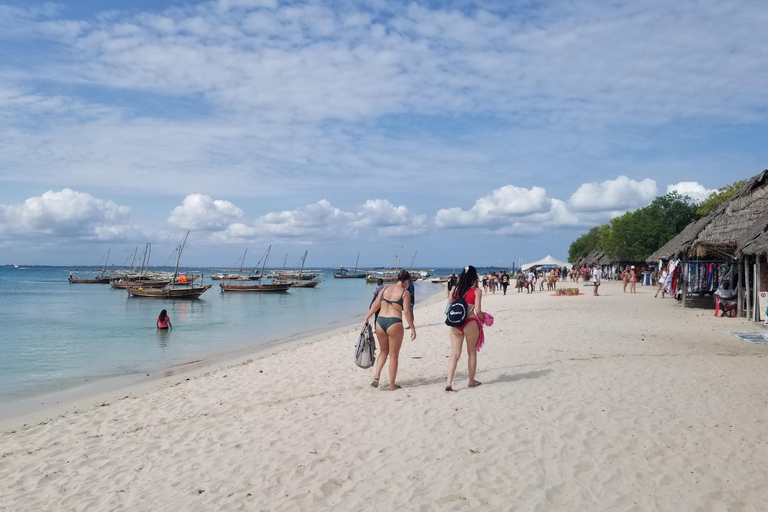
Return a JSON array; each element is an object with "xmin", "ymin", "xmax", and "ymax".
[{"xmin": 1, "ymin": 0, "xmax": 766, "ymax": 268}]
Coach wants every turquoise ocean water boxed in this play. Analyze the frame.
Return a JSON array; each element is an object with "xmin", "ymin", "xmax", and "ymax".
[{"xmin": 0, "ymin": 266, "xmax": 447, "ymax": 411}]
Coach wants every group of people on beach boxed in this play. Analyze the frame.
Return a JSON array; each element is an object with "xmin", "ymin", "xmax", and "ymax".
[{"xmin": 364, "ymin": 266, "xmax": 485, "ymax": 392}]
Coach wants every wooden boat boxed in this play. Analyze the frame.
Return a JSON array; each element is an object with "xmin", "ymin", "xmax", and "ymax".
[
  {"xmin": 220, "ymin": 282, "xmax": 291, "ymax": 292},
  {"xmin": 127, "ymin": 284, "xmax": 212, "ymax": 298},
  {"xmin": 220, "ymin": 246, "xmax": 291, "ymax": 293},
  {"xmin": 280, "ymin": 251, "xmax": 322, "ymax": 288},
  {"xmin": 289, "ymin": 280, "xmax": 322, "ymax": 288},
  {"xmin": 69, "ymin": 249, "xmax": 112, "ymax": 283},
  {"xmin": 333, "ymin": 253, "xmax": 367, "ymax": 278},
  {"xmin": 69, "ymin": 273, "xmax": 111, "ymax": 284},
  {"xmin": 127, "ymin": 232, "xmax": 211, "ymax": 299}
]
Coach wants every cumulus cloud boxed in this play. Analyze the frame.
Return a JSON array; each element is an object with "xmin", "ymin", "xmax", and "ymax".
[
  {"xmin": 168, "ymin": 194, "xmax": 243, "ymax": 230},
  {"xmin": 667, "ymin": 181, "xmax": 715, "ymax": 202},
  {"xmin": 0, "ymin": 189, "xmax": 135, "ymax": 240},
  {"xmin": 435, "ymin": 186, "xmax": 551, "ymax": 228},
  {"xmin": 568, "ymin": 176, "xmax": 658, "ymax": 212},
  {"xmin": 205, "ymin": 198, "xmax": 428, "ymax": 242}
]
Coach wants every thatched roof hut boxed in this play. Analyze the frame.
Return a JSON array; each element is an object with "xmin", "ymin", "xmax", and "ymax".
[
  {"xmin": 689, "ymin": 170, "xmax": 768, "ymax": 258},
  {"xmin": 738, "ymin": 211, "xmax": 768, "ymax": 257},
  {"xmin": 647, "ymin": 216, "xmax": 713, "ymax": 261},
  {"xmin": 647, "ymin": 170, "xmax": 768, "ymax": 261}
]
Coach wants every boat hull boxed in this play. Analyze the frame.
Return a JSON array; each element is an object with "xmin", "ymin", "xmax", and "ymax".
[
  {"xmin": 127, "ymin": 285, "xmax": 212, "ymax": 298},
  {"xmin": 220, "ymin": 283, "xmax": 291, "ymax": 292},
  {"xmin": 69, "ymin": 277, "xmax": 111, "ymax": 284},
  {"xmin": 289, "ymin": 280, "xmax": 322, "ymax": 288}
]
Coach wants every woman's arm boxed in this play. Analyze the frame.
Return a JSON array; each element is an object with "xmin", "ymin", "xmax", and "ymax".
[
  {"xmin": 364, "ymin": 289, "xmax": 384, "ymax": 324},
  {"xmin": 474, "ymin": 287, "xmax": 484, "ymax": 322},
  {"xmin": 403, "ymin": 291, "xmax": 416, "ymax": 340},
  {"xmin": 168, "ymin": 319, "xmax": 172, "ymax": 329}
]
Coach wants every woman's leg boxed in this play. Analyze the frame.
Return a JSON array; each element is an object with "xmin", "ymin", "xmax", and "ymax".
[
  {"xmin": 385, "ymin": 323, "xmax": 404, "ymax": 390},
  {"xmin": 445, "ymin": 327, "xmax": 465, "ymax": 390},
  {"xmin": 464, "ymin": 321, "xmax": 481, "ymax": 386},
  {"xmin": 373, "ymin": 323, "xmax": 389, "ymax": 383}
]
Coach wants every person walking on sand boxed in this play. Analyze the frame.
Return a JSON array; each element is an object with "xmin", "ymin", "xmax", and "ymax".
[
  {"xmin": 364, "ymin": 270, "xmax": 416, "ymax": 391},
  {"xmin": 629, "ymin": 266, "xmax": 637, "ymax": 293},
  {"xmin": 621, "ymin": 267, "xmax": 629, "ymax": 293},
  {"xmin": 445, "ymin": 265, "xmax": 484, "ymax": 391},
  {"xmin": 157, "ymin": 309, "xmax": 172, "ymax": 330},
  {"xmin": 655, "ymin": 267, "xmax": 668, "ymax": 298},
  {"xmin": 592, "ymin": 264, "xmax": 602, "ymax": 296}
]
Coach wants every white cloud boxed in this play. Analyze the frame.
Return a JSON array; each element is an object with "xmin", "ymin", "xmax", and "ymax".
[
  {"xmin": 206, "ymin": 198, "xmax": 428, "ymax": 242},
  {"xmin": 0, "ymin": 189, "xmax": 135, "ymax": 240},
  {"xmin": 568, "ymin": 176, "xmax": 658, "ymax": 212},
  {"xmin": 667, "ymin": 181, "xmax": 715, "ymax": 202},
  {"xmin": 435, "ymin": 185, "xmax": 551, "ymax": 228},
  {"xmin": 168, "ymin": 194, "xmax": 243, "ymax": 230}
]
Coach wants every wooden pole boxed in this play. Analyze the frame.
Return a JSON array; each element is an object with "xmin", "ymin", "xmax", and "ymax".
[
  {"xmin": 757, "ymin": 257, "xmax": 764, "ymax": 322},
  {"xmin": 746, "ymin": 255, "xmax": 752, "ymax": 320},
  {"xmin": 737, "ymin": 258, "xmax": 744, "ymax": 317},
  {"xmin": 681, "ymin": 256, "xmax": 687, "ymax": 308}
]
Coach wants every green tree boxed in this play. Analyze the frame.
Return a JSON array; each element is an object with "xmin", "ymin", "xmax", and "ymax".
[
  {"xmin": 568, "ymin": 226, "xmax": 601, "ymax": 262},
  {"xmin": 697, "ymin": 180, "xmax": 747, "ymax": 216},
  {"xmin": 599, "ymin": 192, "xmax": 700, "ymax": 261}
]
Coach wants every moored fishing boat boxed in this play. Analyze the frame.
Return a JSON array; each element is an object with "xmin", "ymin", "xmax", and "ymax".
[
  {"xmin": 333, "ymin": 253, "xmax": 367, "ymax": 278},
  {"xmin": 220, "ymin": 245, "xmax": 292, "ymax": 293},
  {"xmin": 126, "ymin": 232, "xmax": 211, "ymax": 299},
  {"xmin": 69, "ymin": 249, "xmax": 112, "ymax": 283}
]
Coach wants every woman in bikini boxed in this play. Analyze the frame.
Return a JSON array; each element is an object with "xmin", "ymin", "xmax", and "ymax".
[
  {"xmin": 364, "ymin": 270, "xmax": 416, "ymax": 391},
  {"xmin": 445, "ymin": 265, "xmax": 484, "ymax": 391}
]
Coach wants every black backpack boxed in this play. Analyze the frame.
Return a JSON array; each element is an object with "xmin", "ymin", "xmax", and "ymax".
[{"xmin": 445, "ymin": 296, "xmax": 469, "ymax": 327}]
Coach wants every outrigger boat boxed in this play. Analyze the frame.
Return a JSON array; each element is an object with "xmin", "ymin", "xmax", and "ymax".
[
  {"xmin": 220, "ymin": 246, "xmax": 291, "ymax": 292},
  {"xmin": 126, "ymin": 232, "xmax": 211, "ymax": 299},
  {"xmin": 69, "ymin": 249, "xmax": 112, "ymax": 283}
]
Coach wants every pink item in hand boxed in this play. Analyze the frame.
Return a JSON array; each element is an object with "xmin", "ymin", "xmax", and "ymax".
[{"xmin": 482, "ymin": 312, "xmax": 494, "ymax": 326}]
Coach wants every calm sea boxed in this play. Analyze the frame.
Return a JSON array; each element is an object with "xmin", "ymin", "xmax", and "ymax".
[{"xmin": 0, "ymin": 266, "xmax": 447, "ymax": 412}]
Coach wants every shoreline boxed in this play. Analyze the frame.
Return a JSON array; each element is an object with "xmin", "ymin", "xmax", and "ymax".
[{"xmin": 0, "ymin": 285, "xmax": 448, "ymax": 432}]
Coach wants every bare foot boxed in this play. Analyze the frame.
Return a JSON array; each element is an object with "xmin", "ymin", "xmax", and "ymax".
[
  {"xmin": 468, "ymin": 381, "xmax": 482, "ymax": 388},
  {"xmin": 389, "ymin": 384, "xmax": 402, "ymax": 391}
]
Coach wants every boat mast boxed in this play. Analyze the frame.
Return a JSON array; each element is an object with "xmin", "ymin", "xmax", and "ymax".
[
  {"xmin": 129, "ymin": 246, "xmax": 138, "ymax": 271},
  {"xmin": 173, "ymin": 231, "xmax": 190, "ymax": 287},
  {"xmin": 409, "ymin": 251, "xmax": 417, "ymax": 271},
  {"xmin": 354, "ymin": 252, "xmax": 360, "ymax": 273},
  {"xmin": 237, "ymin": 248, "xmax": 247, "ymax": 278},
  {"xmin": 260, "ymin": 245, "xmax": 271, "ymax": 283},
  {"xmin": 100, "ymin": 248, "xmax": 110, "ymax": 277},
  {"xmin": 395, "ymin": 246, "xmax": 403, "ymax": 273},
  {"xmin": 298, "ymin": 250, "xmax": 307, "ymax": 279}
]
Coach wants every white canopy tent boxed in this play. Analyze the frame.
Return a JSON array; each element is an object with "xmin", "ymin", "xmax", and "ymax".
[{"xmin": 520, "ymin": 255, "xmax": 571, "ymax": 271}]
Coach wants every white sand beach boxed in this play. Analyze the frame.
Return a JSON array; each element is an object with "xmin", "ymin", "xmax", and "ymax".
[{"xmin": 2, "ymin": 280, "xmax": 768, "ymax": 511}]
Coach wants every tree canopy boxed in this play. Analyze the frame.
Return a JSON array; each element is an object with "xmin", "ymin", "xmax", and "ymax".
[
  {"xmin": 697, "ymin": 180, "xmax": 747, "ymax": 216},
  {"xmin": 568, "ymin": 192, "xmax": 700, "ymax": 263}
]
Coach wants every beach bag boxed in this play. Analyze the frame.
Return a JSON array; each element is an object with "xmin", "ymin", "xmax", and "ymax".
[
  {"xmin": 354, "ymin": 323, "xmax": 376, "ymax": 368},
  {"xmin": 445, "ymin": 296, "xmax": 469, "ymax": 327}
]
